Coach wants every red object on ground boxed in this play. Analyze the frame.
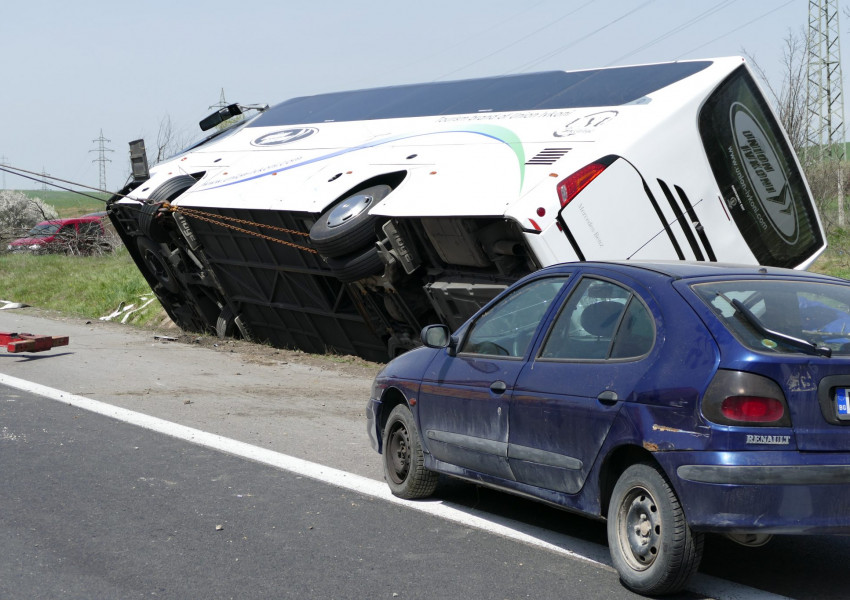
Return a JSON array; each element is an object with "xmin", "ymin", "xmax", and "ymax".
[{"xmin": 0, "ymin": 332, "xmax": 69, "ymax": 353}]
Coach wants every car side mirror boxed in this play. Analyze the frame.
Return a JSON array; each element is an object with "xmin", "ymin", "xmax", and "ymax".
[{"xmin": 421, "ymin": 324, "xmax": 457, "ymax": 355}]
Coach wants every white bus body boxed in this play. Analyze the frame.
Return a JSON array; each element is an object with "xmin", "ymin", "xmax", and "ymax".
[{"xmin": 108, "ymin": 57, "xmax": 826, "ymax": 360}]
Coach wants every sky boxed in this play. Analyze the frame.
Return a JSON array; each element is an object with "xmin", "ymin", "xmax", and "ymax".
[{"xmin": 0, "ymin": 0, "xmax": 832, "ymax": 193}]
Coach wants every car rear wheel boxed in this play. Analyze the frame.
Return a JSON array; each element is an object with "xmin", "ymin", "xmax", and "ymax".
[
  {"xmin": 607, "ymin": 462, "xmax": 703, "ymax": 595},
  {"xmin": 382, "ymin": 404, "xmax": 438, "ymax": 499}
]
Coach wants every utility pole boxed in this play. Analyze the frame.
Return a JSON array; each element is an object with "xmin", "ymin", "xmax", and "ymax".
[
  {"xmin": 41, "ymin": 167, "xmax": 48, "ymax": 191},
  {"xmin": 90, "ymin": 129, "xmax": 114, "ymax": 191},
  {"xmin": 806, "ymin": 0, "xmax": 846, "ymax": 226}
]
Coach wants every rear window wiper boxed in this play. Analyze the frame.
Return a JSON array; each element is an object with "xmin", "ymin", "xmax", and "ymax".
[{"xmin": 730, "ymin": 298, "xmax": 832, "ymax": 358}]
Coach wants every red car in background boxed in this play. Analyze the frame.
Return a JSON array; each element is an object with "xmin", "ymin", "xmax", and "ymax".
[{"xmin": 7, "ymin": 215, "xmax": 107, "ymax": 253}]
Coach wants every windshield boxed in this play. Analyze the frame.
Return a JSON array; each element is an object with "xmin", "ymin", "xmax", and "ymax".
[
  {"xmin": 691, "ymin": 279, "xmax": 850, "ymax": 355},
  {"xmin": 27, "ymin": 223, "xmax": 61, "ymax": 237}
]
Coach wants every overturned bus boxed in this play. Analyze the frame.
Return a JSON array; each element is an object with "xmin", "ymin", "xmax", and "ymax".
[{"xmin": 107, "ymin": 56, "xmax": 826, "ymax": 362}]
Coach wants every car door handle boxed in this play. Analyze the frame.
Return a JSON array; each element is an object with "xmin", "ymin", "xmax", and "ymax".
[
  {"xmin": 597, "ymin": 390, "xmax": 618, "ymax": 405},
  {"xmin": 490, "ymin": 380, "xmax": 508, "ymax": 394}
]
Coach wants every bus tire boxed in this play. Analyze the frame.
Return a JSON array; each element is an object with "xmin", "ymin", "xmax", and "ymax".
[
  {"xmin": 136, "ymin": 237, "xmax": 180, "ymax": 294},
  {"xmin": 140, "ymin": 175, "xmax": 198, "ymax": 242},
  {"xmin": 309, "ymin": 184, "xmax": 392, "ymax": 258},
  {"xmin": 325, "ymin": 246, "xmax": 384, "ymax": 283}
]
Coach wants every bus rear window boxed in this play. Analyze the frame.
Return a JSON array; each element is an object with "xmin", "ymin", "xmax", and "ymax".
[{"xmin": 698, "ymin": 66, "xmax": 823, "ymax": 268}]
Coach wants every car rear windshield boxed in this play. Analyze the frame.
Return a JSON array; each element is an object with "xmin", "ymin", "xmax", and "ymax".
[
  {"xmin": 691, "ymin": 279, "xmax": 850, "ymax": 355},
  {"xmin": 250, "ymin": 62, "xmax": 711, "ymax": 126},
  {"xmin": 698, "ymin": 66, "xmax": 823, "ymax": 268}
]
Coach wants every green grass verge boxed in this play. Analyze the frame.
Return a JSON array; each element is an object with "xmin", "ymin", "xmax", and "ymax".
[{"xmin": 0, "ymin": 246, "xmax": 164, "ymax": 327}]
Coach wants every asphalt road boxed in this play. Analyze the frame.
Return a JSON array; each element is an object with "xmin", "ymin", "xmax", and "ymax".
[
  {"xmin": 1, "ymin": 383, "xmax": 640, "ymax": 600},
  {"xmin": 1, "ymin": 309, "xmax": 848, "ymax": 599}
]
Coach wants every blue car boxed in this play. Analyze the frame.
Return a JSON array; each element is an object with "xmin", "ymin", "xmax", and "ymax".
[{"xmin": 366, "ymin": 261, "xmax": 850, "ymax": 595}]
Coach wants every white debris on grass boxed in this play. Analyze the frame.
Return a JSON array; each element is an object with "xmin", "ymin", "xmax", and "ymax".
[
  {"xmin": 0, "ymin": 300, "xmax": 30, "ymax": 310},
  {"xmin": 99, "ymin": 296, "xmax": 156, "ymax": 323}
]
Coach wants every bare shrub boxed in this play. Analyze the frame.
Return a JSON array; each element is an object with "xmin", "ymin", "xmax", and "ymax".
[{"xmin": 0, "ymin": 191, "xmax": 59, "ymax": 248}]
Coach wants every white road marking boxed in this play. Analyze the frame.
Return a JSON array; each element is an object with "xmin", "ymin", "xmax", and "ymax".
[{"xmin": 0, "ymin": 373, "xmax": 790, "ymax": 600}]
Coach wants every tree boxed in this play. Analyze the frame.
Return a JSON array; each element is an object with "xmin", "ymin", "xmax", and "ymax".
[
  {"xmin": 0, "ymin": 191, "xmax": 58, "ymax": 247},
  {"xmin": 151, "ymin": 114, "xmax": 191, "ymax": 165},
  {"xmin": 747, "ymin": 30, "xmax": 810, "ymax": 157}
]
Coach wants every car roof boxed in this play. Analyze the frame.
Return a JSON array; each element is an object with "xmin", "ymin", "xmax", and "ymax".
[{"xmin": 538, "ymin": 260, "xmax": 845, "ymax": 283}]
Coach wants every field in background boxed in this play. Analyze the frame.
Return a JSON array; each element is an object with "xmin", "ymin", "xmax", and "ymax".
[{"xmin": 19, "ymin": 189, "xmax": 108, "ymax": 218}]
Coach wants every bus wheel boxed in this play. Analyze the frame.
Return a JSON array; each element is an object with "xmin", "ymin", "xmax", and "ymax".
[
  {"xmin": 325, "ymin": 246, "xmax": 384, "ymax": 283},
  {"xmin": 309, "ymin": 184, "xmax": 392, "ymax": 257},
  {"xmin": 137, "ymin": 237, "xmax": 180, "ymax": 294}
]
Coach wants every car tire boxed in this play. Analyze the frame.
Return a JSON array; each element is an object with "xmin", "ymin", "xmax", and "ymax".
[
  {"xmin": 324, "ymin": 245, "xmax": 384, "ymax": 283},
  {"xmin": 607, "ymin": 462, "xmax": 703, "ymax": 595},
  {"xmin": 139, "ymin": 175, "xmax": 198, "ymax": 242},
  {"xmin": 136, "ymin": 237, "xmax": 180, "ymax": 294},
  {"xmin": 382, "ymin": 404, "xmax": 438, "ymax": 499},
  {"xmin": 309, "ymin": 184, "xmax": 392, "ymax": 258}
]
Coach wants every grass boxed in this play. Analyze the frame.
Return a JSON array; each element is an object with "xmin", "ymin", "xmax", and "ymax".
[
  {"xmin": 0, "ymin": 246, "xmax": 164, "ymax": 327},
  {"xmin": 811, "ymin": 227, "xmax": 850, "ymax": 279}
]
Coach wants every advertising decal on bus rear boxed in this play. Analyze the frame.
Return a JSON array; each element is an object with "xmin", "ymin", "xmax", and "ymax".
[{"xmin": 730, "ymin": 102, "xmax": 797, "ymax": 244}]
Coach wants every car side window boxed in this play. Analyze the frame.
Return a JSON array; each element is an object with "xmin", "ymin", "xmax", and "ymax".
[
  {"xmin": 541, "ymin": 278, "xmax": 653, "ymax": 360},
  {"xmin": 460, "ymin": 276, "xmax": 569, "ymax": 358}
]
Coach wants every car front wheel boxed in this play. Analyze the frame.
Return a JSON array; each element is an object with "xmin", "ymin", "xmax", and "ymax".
[
  {"xmin": 607, "ymin": 462, "xmax": 703, "ymax": 595},
  {"xmin": 382, "ymin": 404, "xmax": 438, "ymax": 499}
]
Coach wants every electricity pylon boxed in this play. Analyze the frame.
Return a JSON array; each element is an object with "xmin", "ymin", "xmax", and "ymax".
[
  {"xmin": 806, "ymin": 0, "xmax": 846, "ymax": 226},
  {"xmin": 90, "ymin": 129, "xmax": 114, "ymax": 191}
]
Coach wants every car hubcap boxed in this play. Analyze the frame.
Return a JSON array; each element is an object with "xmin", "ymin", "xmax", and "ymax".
[
  {"xmin": 326, "ymin": 194, "xmax": 373, "ymax": 228},
  {"xmin": 387, "ymin": 423, "xmax": 411, "ymax": 484},
  {"xmin": 619, "ymin": 487, "xmax": 661, "ymax": 570}
]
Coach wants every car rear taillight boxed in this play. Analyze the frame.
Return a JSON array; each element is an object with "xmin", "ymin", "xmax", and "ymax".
[
  {"xmin": 702, "ymin": 370, "xmax": 791, "ymax": 427},
  {"xmin": 720, "ymin": 396, "xmax": 785, "ymax": 423},
  {"xmin": 555, "ymin": 156, "xmax": 617, "ymax": 208}
]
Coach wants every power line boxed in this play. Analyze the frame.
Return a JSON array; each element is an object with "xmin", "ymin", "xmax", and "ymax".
[
  {"xmin": 369, "ymin": 1, "xmax": 548, "ymax": 84},
  {"xmin": 0, "ymin": 155, "xmax": 7, "ymax": 189},
  {"xmin": 674, "ymin": 0, "xmax": 796, "ymax": 59},
  {"xmin": 434, "ymin": 0, "xmax": 596, "ymax": 81},
  {"xmin": 605, "ymin": 0, "xmax": 738, "ymax": 67},
  {"xmin": 512, "ymin": 0, "xmax": 655, "ymax": 73}
]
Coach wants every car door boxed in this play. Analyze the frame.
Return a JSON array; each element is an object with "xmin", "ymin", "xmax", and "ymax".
[
  {"xmin": 508, "ymin": 274, "xmax": 656, "ymax": 494},
  {"xmin": 417, "ymin": 275, "xmax": 570, "ymax": 480}
]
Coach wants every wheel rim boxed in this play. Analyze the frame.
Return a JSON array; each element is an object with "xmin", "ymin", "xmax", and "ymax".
[
  {"xmin": 326, "ymin": 193, "xmax": 372, "ymax": 228},
  {"xmin": 142, "ymin": 249, "xmax": 172, "ymax": 285},
  {"xmin": 386, "ymin": 421, "xmax": 411, "ymax": 485},
  {"xmin": 617, "ymin": 485, "xmax": 661, "ymax": 571}
]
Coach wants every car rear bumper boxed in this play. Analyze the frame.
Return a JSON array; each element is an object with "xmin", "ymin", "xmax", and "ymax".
[{"xmin": 656, "ymin": 451, "xmax": 850, "ymax": 534}]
